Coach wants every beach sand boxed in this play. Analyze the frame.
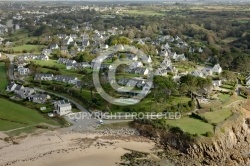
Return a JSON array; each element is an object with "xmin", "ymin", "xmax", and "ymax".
[{"xmin": 0, "ymin": 131, "xmax": 155, "ymax": 166}]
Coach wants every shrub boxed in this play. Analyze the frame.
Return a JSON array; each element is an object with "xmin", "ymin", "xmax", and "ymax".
[{"xmin": 204, "ymin": 131, "xmax": 213, "ymax": 137}]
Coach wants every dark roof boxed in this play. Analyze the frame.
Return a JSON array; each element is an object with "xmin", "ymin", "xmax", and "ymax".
[{"xmin": 14, "ymin": 85, "xmax": 23, "ymax": 91}]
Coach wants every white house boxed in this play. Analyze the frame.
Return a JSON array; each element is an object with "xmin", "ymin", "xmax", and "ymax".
[
  {"xmin": 191, "ymin": 70, "xmax": 204, "ymax": 78},
  {"xmin": 50, "ymin": 44, "xmax": 59, "ymax": 50},
  {"xmin": 82, "ymin": 39, "xmax": 90, "ymax": 47},
  {"xmin": 34, "ymin": 74, "xmax": 54, "ymax": 81},
  {"xmin": 160, "ymin": 58, "xmax": 172, "ymax": 68},
  {"xmin": 155, "ymin": 68, "xmax": 168, "ymax": 76},
  {"xmin": 18, "ymin": 67, "xmax": 30, "ymax": 75},
  {"xmin": 141, "ymin": 55, "xmax": 152, "ymax": 63},
  {"xmin": 160, "ymin": 50, "xmax": 169, "ymax": 57},
  {"xmin": 130, "ymin": 61, "xmax": 143, "ymax": 69},
  {"xmin": 125, "ymin": 53, "xmax": 138, "ymax": 61},
  {"xmin": 100, "ymin": 44, "xmax": 109, "ymax": 50},
  {"xmin": 54, "ymin": 101, "xmax": 72, "ymax": 116},
  {"xmin": 134, "ymin": 68, "xmax": 149, "ymax": 76},
  {"xmin": 6, "ymin": 83, "xmax": 17, "ymax": 92},
  {"xmin": 212, "ymin": 64, "xmax": 222, "ymax": 74},
  {"xmin": 65, "ymin": 36, "xmax": 74, "ymax": 45},
  {"xmin": 212, "ymin": 80, "xmax": 222, "ymax": 88},
  {"xmin": 246, "ymin": 76, "xmax": 250, "ymax": 85},
  {"xmin": 42, "ymin": 49, "xmax": 52, "ymax": 56}
]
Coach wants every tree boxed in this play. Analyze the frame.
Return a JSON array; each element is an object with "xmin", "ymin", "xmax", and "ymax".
[{"xmin": 81, "ymin": 73, "xmax": 95, "ymax": 100}]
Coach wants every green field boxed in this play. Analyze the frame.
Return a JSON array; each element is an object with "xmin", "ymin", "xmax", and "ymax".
[
  {"xmin": 0, "ymin": 98, "xmax": 60, "ymax": 132},
  {"xmin": 0, "ymin": 62, "xmax": 8, "ymax": 91},
  {"xmin": 12, "ymin": 44, "xmax": 44, "ymax": 52},
  {"xmin": 122, "ymin": 10, "xmax": 165, "ymax": 16},
  {"xmin": 166, "ymin": 117, "xmax": 214, "ymax": 135},
  {"xmin": 33, "ymin": 60, "xmax": 65, "ymax": 69},
  {"xmin": 202, "ymin": 108, "xmax": 232, "ymax": 124},
  {"xmin": 33, "ymin": 60, "xmax": 85, "ymax": 78},
  {"xmin": 218, "ymin": 93, "xmax": 231, "ymax": 102}
]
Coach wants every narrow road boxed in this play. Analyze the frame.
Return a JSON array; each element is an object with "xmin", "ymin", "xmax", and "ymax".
[
  {"xmin": 34, "ymin": 87, "xmax": 90, "ymax": 113},
  {"xmin": 5, "ymin": 54, "xmax": 16, "ymax": 81}
]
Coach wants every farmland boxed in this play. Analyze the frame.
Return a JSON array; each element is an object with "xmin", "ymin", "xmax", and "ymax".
[{"xmin": 0, "ymin": 98, "xmax": 60, "ymax": 133}]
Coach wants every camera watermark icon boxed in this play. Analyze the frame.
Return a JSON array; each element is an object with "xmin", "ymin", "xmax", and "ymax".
[{"xmin": 92, "ymin": 45, "xmax": 154, "ymax": 106}]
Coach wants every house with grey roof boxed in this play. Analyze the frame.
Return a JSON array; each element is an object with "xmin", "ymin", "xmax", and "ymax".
[
  {"xmin": 42, "ymin": 49, "xmax": 52, "ymax": 56},
  {"xmin": 14, "ymin": 84, "xmax": 24, "ymax": 93},
  {"xmin": 155, "ymin": 68, "xmax": 168, "ymax": 76},
  {"xmin": 140, "ymin": 55, "xmax": 152, "ymax": 63},
  {"xmin": 82, "ymin": 39, "xmax": 90, "ymax": 47},
  {"xmin": 15, "ymin": 87, "xmax": 35, "ymax": 99},
  {"xmin": 18, "ymin": 67, "xmax": 30, "ymax": 76},
  {"xmin": 6, "ymin": 83, "xmax": 17, "ymax": 92},
  {"xmin": 50, "ymin": 44, "xmax": 59, "ymax": 50},
  {"xmin": 118, "ymin": 78, "xmax": 146, "ymax": 88},
  {"xmin": 34, "ymin": 74, "xmax": 54, "ymax": 81},
  {"xmin": 29, "ymin": 93, "xmax": 50, "ymax": 104},
  {"xmin": 57, "ymin": 58, "xmax": 76, "ymax": 65},
  {"xmin": 134, "ymin": 67, "xmax": 149, "ymax": 76},
  {"xmin": 54, "ymin": 75, "xmax": 79, "ymax": 84}
]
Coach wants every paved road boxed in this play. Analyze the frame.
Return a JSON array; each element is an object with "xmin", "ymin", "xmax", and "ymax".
[
  {"xmin": 34, "ymin": 87, "xmax": 103, "ymax": 131},
  {"xmin": 34, "ymin": 87, "xmax": 90, "ymax": 113},
  {"xmin": 8, "ymin": 63, "xmax": 14, "ymax": 81}
]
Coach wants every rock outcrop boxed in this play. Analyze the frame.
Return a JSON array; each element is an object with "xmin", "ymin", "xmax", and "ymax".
[{"xmin": 134, "ymin": 100, "xmax": 250, "ymax": 165}]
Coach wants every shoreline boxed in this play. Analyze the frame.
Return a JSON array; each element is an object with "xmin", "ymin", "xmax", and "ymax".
[{"xmin": 0, "ymin": 130, "xmax": 156, "ymax": 166}]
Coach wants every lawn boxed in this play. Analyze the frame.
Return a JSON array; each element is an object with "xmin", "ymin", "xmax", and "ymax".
[
  {"xmin": 0, "ymin": 62, "xmax": 8, "ymax": 91},
  {"xmin": 0, "ymin": 98, "xmax": 60, "ymax": 132},
  {"xmin": 112, "ymin": 96, "xmax": 191, "ymax": 113},
  {"xmin": 218, "ymin": 93, "xmax": 231, "ymax": 102},
  {"xmin": 165, "ymin": 117, "xmax": 214, "ymax": 135},
  {"xmin": 33, "ymin": 60, "xmax": 65, "ymax": 69},
  {"xmin": 33, "ymin": 60, "xmax": 85, "ymax": 78},
  {"xmin": 12, "ymin": 44, "xmax": 44, "ymax": 52},
  {"xmin": 202, "ymin": 108, "xmax": 232, "ymax": 124}
]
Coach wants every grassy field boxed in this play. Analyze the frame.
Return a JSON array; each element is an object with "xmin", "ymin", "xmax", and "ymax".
[
  {"xmin": 114, "ymin": 96, "xmax": 191, "ymax": 113},
  {"xmin": 122, "ymin": 10, "xmax": 165, "ymax": 16},
  {"xmin": 218, "ymin": 93, "xmax": 231, "ymax": 102},
  {"xmin": 166, "ymin": 116, "xmax": 214, "ymax": 135},
  {"xmin": 12, "ymin": 44, "xmax": 44, "ymax": 52},
  {"xmin": 202, "ymin": 108, "xmax": 232, "ymax": 124},
  {"xmin": 0, "ymin": 62, "xmax": 8, "ymax": 91},
  {"xmin": 0, "ymin": 98, "xmax": 60, "ymax": 132},
  {"xmin": 33, "ymin": 60, "xmax": 85, "ymax": 78}
]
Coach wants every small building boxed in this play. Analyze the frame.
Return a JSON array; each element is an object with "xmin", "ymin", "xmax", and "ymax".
[
  {"xmin": 50, "ymin": 44, "xmax": 59, "ymax": 50},
  {"xmin": 15, "ymin": 87, "xmax": 35, "ymax": 99},
  {"xmin": 53, "ymin": 100, "xmax": 72, "ymax": 116},
  {"xmin": 212, "ymin": 64, "xmax": 222, "ymax": 74},
  {"xmin": 6, "ymin": 83, "xmax": 18, "ymax": 92},
  {"xmin": 18, "ymin": 67, "xmax": 30, "ymax": 75},
  {"xmin": 29, "ymin": 93, "xmax": 50, "ymax": 104},
  {"xmin": 34, "ymin": 74, "xmax": 54, "ymax": 81},
  {"xmin": 246, "ymin": 76, "xmax": 250, "ymax": 85},
  {"xmin": 212, "ymin": 80, "xmax": 222, "ymax": 89}
]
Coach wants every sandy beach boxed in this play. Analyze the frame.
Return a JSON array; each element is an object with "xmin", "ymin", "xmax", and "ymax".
[{"xmin": 0, "ymin": 130, "xmax": 156, "ymax": 166}]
